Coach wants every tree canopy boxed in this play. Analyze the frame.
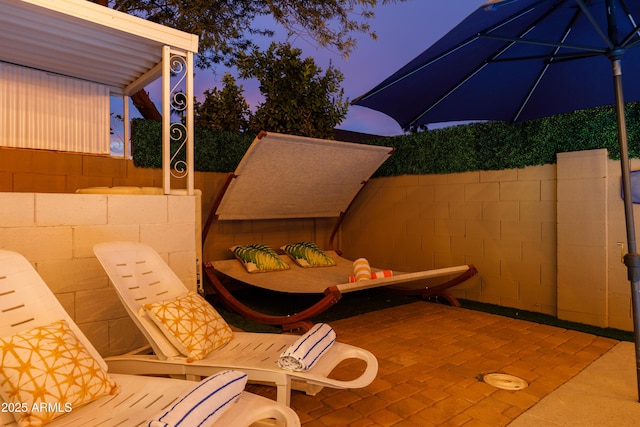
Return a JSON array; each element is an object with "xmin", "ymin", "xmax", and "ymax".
[
  {"xmin": 194, "ymin": 73, "xmax": 251, "ymax": 132},
  {"xmin": 108, "ymin": 0, "xmax": 404, "ymax": 68},
  {"xmin": 238, "ymin": 42, "xmax": 348, "ymax": 138},
  {"xmin": 194, "ymin": 43, "xmax": 348, "ymax": 138},
  {"xmin": 102, "ymin": 0, "xmax": 404, "ymax": 134}
]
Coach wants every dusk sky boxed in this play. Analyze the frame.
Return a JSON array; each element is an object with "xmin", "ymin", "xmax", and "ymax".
[
  {"xmin": 205, "ymin": 0, "xmax": 488, "ymax": 137},
  {"xmin": 112, "ymin": 1, "xmax": 487, "ymax": 148},
  {"xmin": 311, "ymin": 0, "xmax": 487, "ymax": 136}
]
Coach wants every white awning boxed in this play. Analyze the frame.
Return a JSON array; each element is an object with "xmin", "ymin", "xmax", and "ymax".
[
  {"xmin": 0, "ymin": 0, "xmax": 199, "ymax": 96},
  {"xmin": 1, "ymin": 0, "xmax": 199, "ymax": 194}
]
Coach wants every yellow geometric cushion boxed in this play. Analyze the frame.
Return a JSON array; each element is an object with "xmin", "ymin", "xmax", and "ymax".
[
  {"xmin": 0, "ymin": 319, "xmax": 118, "ymax": 427},
  {"xmin": 143, "ymin": 292, "xmax": 234, "ymax": 361}
]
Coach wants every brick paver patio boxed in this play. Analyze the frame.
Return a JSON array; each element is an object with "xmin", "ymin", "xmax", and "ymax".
[{"xmin": 245, "ymin": 301, "xmax": 617, "ymax": 426}]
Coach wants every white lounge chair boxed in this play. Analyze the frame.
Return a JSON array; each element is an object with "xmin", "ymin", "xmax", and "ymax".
[
  {"xmin": 0, "ymin": 249, "xmax": 300, "ymax": 427},
  {"xmin": 93, "ymin": 241, "xmax": 379, "ymax": 407}
]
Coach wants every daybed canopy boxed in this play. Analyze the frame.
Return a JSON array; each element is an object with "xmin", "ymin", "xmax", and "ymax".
[{"xmin": 213, "ymin": 131, "xmax": 394, "ymax": 220}]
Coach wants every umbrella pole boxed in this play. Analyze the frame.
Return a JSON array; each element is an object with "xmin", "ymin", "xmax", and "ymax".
[{"xmin": 612, "ymin": 57, "xmax": 640, "ymax": 402}]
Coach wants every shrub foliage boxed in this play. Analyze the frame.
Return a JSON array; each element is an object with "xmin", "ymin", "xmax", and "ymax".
[{"xmin": 132, "ymin": 103, "xmax": 640, "ymax": 176}]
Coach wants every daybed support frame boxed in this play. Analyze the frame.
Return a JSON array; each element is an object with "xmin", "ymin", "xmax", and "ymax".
[
  {"xmin": 203, "ymin": 270, "xmax": 342, "ymax": 332},
  {"xmin": 203, "ymin": 263, "xmax": 478, "ymax": 332}
]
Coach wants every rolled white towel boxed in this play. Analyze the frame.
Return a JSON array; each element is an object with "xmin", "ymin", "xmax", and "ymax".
[
  {"xmin": 278, "ymin": 323, "xmax": 336, "ymax": 371},
  {"xmin": 147, "ymin": 370, "xmax": 248, "ymax": 427}
]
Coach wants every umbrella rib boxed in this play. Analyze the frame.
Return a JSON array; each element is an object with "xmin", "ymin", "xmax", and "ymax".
[
  {"xmin": 408, "ymin": 32, "xmax": 531, "ymax": 127},
  {"xmin": 620, "ymin": 24, "xmax": 640, "ymax": 48},
  {"xmin": 478, "ymin": 32, "xmax": 606, "ymax": 53},
  {"xmin": 407, "ymin": 62, "xmax": 490, "ymax": 128},
  {"xmin": 490, "ymin": 51, "xmax": 600, "ymax": 63},
  {"xmin": 404, "ymin": 3, "xmax": 558, "ymax": 127},
  {"xmin": 353, "ymin": 1, "xmax": 545, "ymax": 104},
  {"xmin": 512, "ymin": 6, "xmax": 585, "ymax": 122},
  {"xmin": 480, "ymin": 0, "xmax": 614, "ymax": 55},
  {"xmin": 575, "ymin": 0, "xmax": 616, "ymax": 50},
  {"xmin": 513, "ymin": 64, "xmax": 548, "ymax": 123},
  {"xmin": 619, "ymin": 0, "xmax": 640, "ymax": 48},
  {"xmin": 358, "ymin": 0, "xmax": 640, "ymax": 130},
  {"xmin": 350, "ymin": 35, "xmax": 481, "ymax": 104}
]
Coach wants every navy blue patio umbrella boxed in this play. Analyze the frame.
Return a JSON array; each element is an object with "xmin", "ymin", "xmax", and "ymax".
[{"xmin": 353, "ymin": 0, "xmax": 640, "ymax": 398}]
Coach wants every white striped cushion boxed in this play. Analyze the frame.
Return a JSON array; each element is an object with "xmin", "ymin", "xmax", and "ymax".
[{"xmin": 147, "ymin": 370, "xmax": 248, "ymax": 427}]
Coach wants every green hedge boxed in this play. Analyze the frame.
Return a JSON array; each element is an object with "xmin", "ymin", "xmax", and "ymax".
[
  {"xmin": 132, "ymin": 119, "xmax": 253, "ymax": 173},
  {"xmin": 131, "ymin": 103, "xmax": 640, "ymax": 177}
]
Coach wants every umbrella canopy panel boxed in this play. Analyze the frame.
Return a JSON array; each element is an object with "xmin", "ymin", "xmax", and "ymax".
[{"xmin": 353, "ymin": 0, "xmax": 640, "ymax": 128}]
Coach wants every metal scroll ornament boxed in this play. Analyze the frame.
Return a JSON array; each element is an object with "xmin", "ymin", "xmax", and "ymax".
[{"xmin": 169, "ymin": 54, "xmax": 188, "ymax": 179}]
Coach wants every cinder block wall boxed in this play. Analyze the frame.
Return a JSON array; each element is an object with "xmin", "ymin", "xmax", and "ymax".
[
  {"xmin": 339, "ymin": 149, "xmax": 636, "ymax": 332},
  {"xmin": 0, "ymin": 192, "xmax": 198, "ymax": 356},
  {"xmin": 555, "ymin": 149, "xmax": 638, "ymax": 330},
  {"xmin": 340, "ymin": 164, "xmax": 559, "ymax": 316},
  {"xmin": 0, "ymin": 147, "xmax": 202, "ymax": 356},
  {"xmin": 2, "ymin": 146, "xmax": 636, "ymax": 342},
  {"xmin": 607, "ymin": 155, "xmax": 640, "ymax": 330},
  {"xmin": 557, "ymin": 149, "xmax": 609, "ymax": 327}
]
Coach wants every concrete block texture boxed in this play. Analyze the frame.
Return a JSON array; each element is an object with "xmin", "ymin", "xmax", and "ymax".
[
  {"xmin": 107, "ymin": 194, "xmax": 168, "ymax": 224},
  {"xmin": 1, "ymin": 145, "xmax": 635, "ymax": 357},
  {"xmin": 36, "ymin": 193, "xmax": 107, "ymax": 226},
  {"xmin": 0, "ymin": 192, "xmax": 34, "ymax": 226},
  {"xmin": 500, "ymin": 180, "xmax": 541, "ymax": 201},
  {"xmin": 341, "ymin": 148, "xmax": 631, "ymax": 331},
  {"xmin": 557, "ymin": 148, "xmax": 608, "ymax": 179},
  {"xmin": 0, "ymin": 188, "xmax": 200, "ymax": 357},
  {"xmin": 556, "ymin": 150, "xmax": 611, "ymax": 327}
]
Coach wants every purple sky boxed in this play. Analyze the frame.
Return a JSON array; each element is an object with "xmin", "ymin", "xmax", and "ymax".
[
  {"xmin": 112, "ymin": 1, "xmax": 486, "ymax": 149},
  {"xmin": 189, "ymin": 1, "xmax": 488, "ymax": 137},
  {"xmin": 321, "ymin": 0, "xmax": 487, "ymax": 136}
]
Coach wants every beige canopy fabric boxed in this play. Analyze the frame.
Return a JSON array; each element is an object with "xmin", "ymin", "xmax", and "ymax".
[{"xmin": 214, "ymin": 132, "xmax": 393, "ymax": 220}]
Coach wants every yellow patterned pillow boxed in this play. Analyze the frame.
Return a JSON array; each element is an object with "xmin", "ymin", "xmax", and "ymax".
[
  {"xmin": 0, "ymin": 320, "xmax": 118, "ymax": 427},
  {"xmin": 143, "ymin": 292, "xmax": 234, "ymax": 361}
]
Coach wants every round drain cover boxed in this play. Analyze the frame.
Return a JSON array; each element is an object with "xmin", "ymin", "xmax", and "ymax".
[{"xmin": 482, "ymin": 373, "xmax": 528, "ymax": 390}]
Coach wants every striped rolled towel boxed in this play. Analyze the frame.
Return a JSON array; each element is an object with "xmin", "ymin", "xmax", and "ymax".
[
  {"xmin": 353, "ymin": 258, "xmax": 372, "ymax": 281},
  {"xmin": 278, "ymin": 323, "xmax": 336, "ymax": 371},
  {"xmin": 349, "ymin": 269, "xmax": 393, "ymax": 283},
  {"xmin": 147, "ymin": 369, "xmax": 248, "ymax": 427}
]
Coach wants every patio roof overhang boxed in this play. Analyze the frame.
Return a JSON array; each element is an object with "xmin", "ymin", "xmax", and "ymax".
[
  {"xmin": 1, "ymin": 0, "xmax": 199, "ymax": 195},
  {"xmin": 0, "ymin": 0, "xmax": 199, "ymax": 96}
]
